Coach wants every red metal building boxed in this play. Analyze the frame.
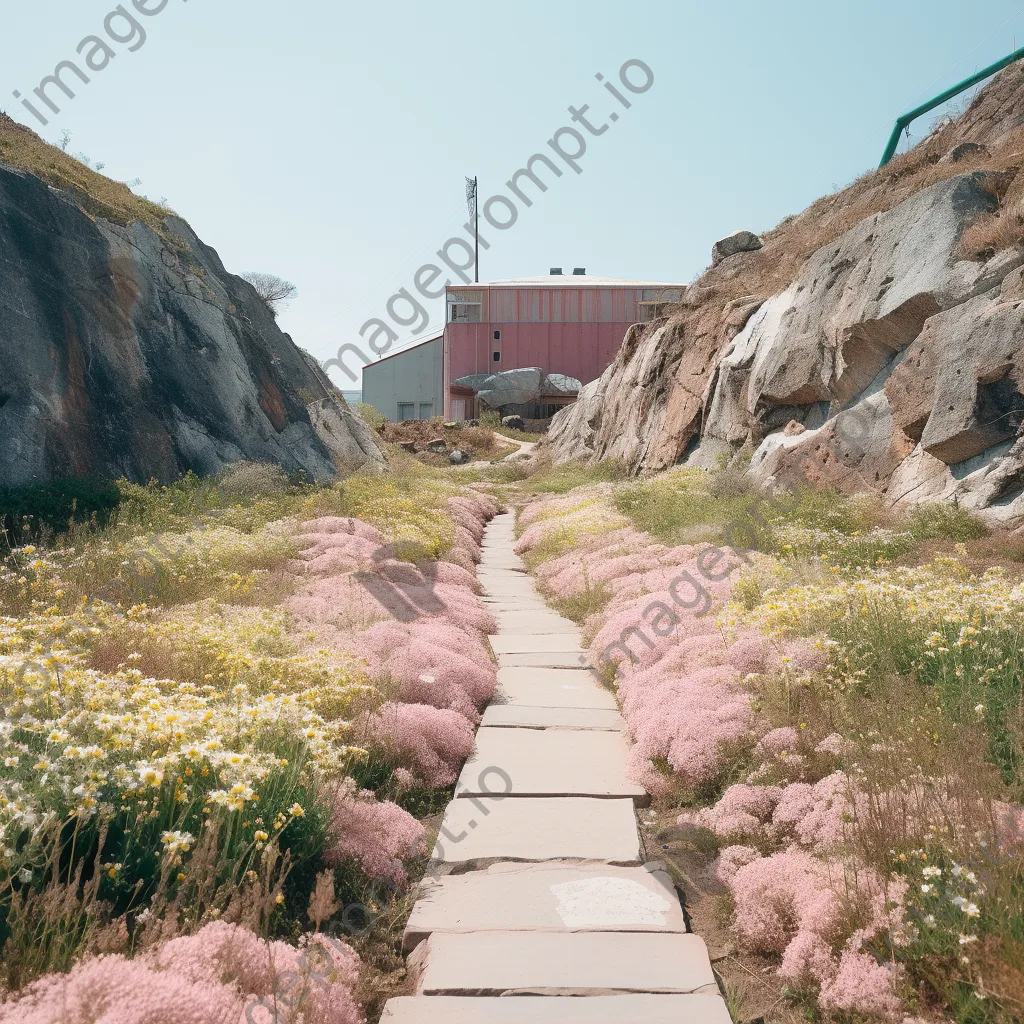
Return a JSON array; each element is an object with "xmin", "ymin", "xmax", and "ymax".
[{"xmin": 443, "ymin": 273, "xmax": 684, "ymax": 420}]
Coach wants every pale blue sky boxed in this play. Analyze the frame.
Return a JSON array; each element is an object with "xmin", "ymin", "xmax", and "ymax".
[{"xmin": 4, "ymin": 0, "xmax": 1024, "ymax": 388}]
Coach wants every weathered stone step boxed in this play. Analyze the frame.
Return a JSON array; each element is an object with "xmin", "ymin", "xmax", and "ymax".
[
  {"xmin": 476, "ymin": 578, "xmax": 533, "ymax": 591},
  {"xmin": 498, "ymin": 651, "xmax": 593, "ymax": 668},
  {"xmin": 495, "ymin": 667, "xmax": 617, "ymax": 710},
  {"xmin": 480, "ymin": 705, "xmax": 624, "ymax": 730},
  {"xmin": 491, "ymin": 610, "xmax": 579, "ymax": 634},
  {"xmin": 409, "ymin": 931, "xmax": 719, "ymax": 996},
  {"xmin": 430, "ymin": 797, "xmax": 641, "ymax": 866},
  {"xmin": 380, "ymin": 993, "xmax": 732, "ymax": 1023},
  {"xmin": 489, "ymin": 633, "xmax": 584, "ymax": 655},
  {"xmin": 456, "ymin": 728, "xmax": 645, "ymax": 802},
  {"xmin": 403, "ymin": 862, "xmax": 685, "ymax": 949},
  {"xmin": 385, "ymin": 511, "xmax": 725, "ymax": 1021},
  {"xmin": 482, "ymin": 599, "xmax": 551, "ymax": 611}
]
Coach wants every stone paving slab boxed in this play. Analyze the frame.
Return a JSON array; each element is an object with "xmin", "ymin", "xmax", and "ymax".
[
  {"xmin": 456, "ymin": 728, "xmax": 645, "ymax": 801},
  {"xmin": 475, "ymin": 578, "xmax": 536, "ymax": 595},
  {"xmin": 391, "ymin": 511, "xmax": 719, "ymax": 1017},
  {"xmin": 489, "ymin": 633, "xmax": 584, "ymax": 655},
  {"xmin": 498, "ymin": 651, "xmax": 593, "ymax": 668},
  {"xmin": 481, "ymin": 705, "xmax": 624, "ymax": 730},
  {"xmin": 404, "ymin": 862, "xmax": 685, "ymax": 948},
  {"xmin": 482, "ymin": 594, "xmax": 543, "ymax": 609},
  {"xmin": 482, "ymin": 597, "xmax": 550, "ymax": 610},
  {"xmin": 411, "ymin": 932, "xmax": 718, "ymax": 996},
  {"xmin": 492, "ymin": 610, "xmax": 581, "ymax": 634},
  {"xmin": 430, "ymin": 797, "xmax": 641, "ymax": 865},
  {"xmin": 495, "ymin": 667, "xmax": 617, "ymax": 709},
  {"xmin": 481, "ymin": 598, "xmax": 548, "ymax": 614},
  {"xmin": 380, "ymin": 993, "xmax": 732, "ymax": 1023}
]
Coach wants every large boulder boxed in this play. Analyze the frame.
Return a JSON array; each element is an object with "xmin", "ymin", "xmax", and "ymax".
[
  {"xmin": 712, "ymin": 230, "xmax": 763, "ymax": 265},
  {"xmin": 456, "ymin": 367, "xmax": 544, "ymax": 408},
  {"xmin": 453, "ymin": 368, "xmax": 581, "ymax": 411},
  {"xmin": 885, "ymin": 264, "xmax": 1024, "ymax": 466},
  {"xmin": 705, "ymin": 173, "xmax": 1005, "ymax": 446},
  {"xmin": 547, "ymin": 296, "xmax": 763, "ymax": 471},
  {"xmin": 742, "ymin": 182, "xmax": 1024, "ymax": 521},
  {"xmin": 546, "ymin": 376, "xmax": 606, "ymax": 462},
  {"xmin": 0, "ymin": 159, "xmax": 385, "ymax": 487}
]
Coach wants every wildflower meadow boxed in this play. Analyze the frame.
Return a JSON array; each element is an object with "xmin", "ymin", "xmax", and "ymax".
[
  {"xmin": 0, "ymin": 458, "xmax": 499, "ymax": 1022},
  {"xmin": 3, "ymin": 445, "xmax": 1023, "ymax": 1024},
  {"xmin": 515, "ymin": 463, "xmax": 1024, "ymax": 1024}
]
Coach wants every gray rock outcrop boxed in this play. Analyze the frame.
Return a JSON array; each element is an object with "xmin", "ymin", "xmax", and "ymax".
[
  {"xmin": 711, "ymin": 230, "xmax": 763, "ymax": 265},
  {"xmin": 545, "ymin": 61, "xmax": 1024, "ymax": 526},
  {"xmin": 0, "ymin": 160, "xmax": 384, "ymax": 488},
  {"xmin": 706, "ymin": 172, "xmax": 1006, "ymax": 446},
  {"xmin": 453, "ymin": 368, "xmax": 581, "ymax": 411}
]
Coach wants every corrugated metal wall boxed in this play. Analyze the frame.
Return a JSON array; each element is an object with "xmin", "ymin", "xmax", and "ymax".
[
  {"xmin": 449, "ymin": 286, "xmax": 682, "ymax": 324},
  {"xmin": 362, "ymin": 336, "xmax": 444, "ymax": 421},
  {"xmin": 443, "ymin": 283, "xmax": 684, "ymax": 416}
]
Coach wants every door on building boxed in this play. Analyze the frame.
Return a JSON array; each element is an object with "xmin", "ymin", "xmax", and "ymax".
[
  {"xmin": 397, "ymin": 402, "xmax": 415, "ymax": 421},
  {"xmin": 450, "ymin": 399, "xmax": 466, "ymax": 421},
  {"xmin": 419, "ymin": 402, "xmax": 434, "ymax": 419}
]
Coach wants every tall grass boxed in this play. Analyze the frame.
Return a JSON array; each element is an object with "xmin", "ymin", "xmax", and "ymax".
[
  {"xmin": 0, "ymin": 459, "xmax": 477, "ymax": 992},
  {"xmin": 527, "ymin": 458, "xmax": 630, "ymax": 494},
  {"xmin": 519, "ymin": 463, "xmax": 1024, "ymax": 1022}
]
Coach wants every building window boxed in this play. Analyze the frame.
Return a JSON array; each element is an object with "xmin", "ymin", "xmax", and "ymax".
[
  {"xmin": 638, "ymin": 301, "xmax": 675, "ymax": 322},
  {"xmin": 493, "ymin": 330, "xmax": 501, "ymax": 340},
  {"xmin": 448, "ymin": 302, "xmax": 481, "ymax": 324},
  {"xmin": 397, "ymin": 402, "xmax": 415, "ymax": 421},
  {"xmin": 419, "ymin": 402, "xmax": 434, "ymax": 419},
  {"xmin": 493, "ymin": 351, "xmax": 500, "ymax": 362}
]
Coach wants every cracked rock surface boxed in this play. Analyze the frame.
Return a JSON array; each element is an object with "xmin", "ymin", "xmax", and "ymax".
[
  {"xmin": 0, "ymin": 162, "xmax": 384, "ymax": 487},
  {"xmin": 545, "ymin": 66, "xmax": 1024, "ymax": 525}
]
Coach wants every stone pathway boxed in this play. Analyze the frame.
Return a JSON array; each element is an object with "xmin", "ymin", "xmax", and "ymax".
[
  {"xmin": 500, "ymin": 438, "xmax": 538, "ymax": 462},
  {"xmin": 380, "ymin": 512, "xmax": 729, "ymax": 1023}
]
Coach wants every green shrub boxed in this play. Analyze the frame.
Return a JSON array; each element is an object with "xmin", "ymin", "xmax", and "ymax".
[
  {"xmin": 0, "ymin": 479, "xmax": 121, "ymax": 542},
  {"xmin": 546, "ymin": 578, "xmax": 612, "ymax": 624},
  {"xmin": 530, "ymin": 459, "xmax": 630, "ymax": 494},
  {"xmin": 615, "ymin": 469, "xmax": 889, "ymax": 555},
  {"xmin": 216, "ymin": 461, "xmax": 290, "ymax": 498},
  {"xmin": 488, "ymin": 462, "xmax": 529, "ymax": 483},
  {"xmin": 908, "ymin": 502, "xmax": 990, "ymax": 542},
  {"xmin": 356, "ymin": 402, "xmax": 386, "ymax": 429},
  {"xmin": 615, "ymin": 472, "xmax": 759, "ymax": 543}
]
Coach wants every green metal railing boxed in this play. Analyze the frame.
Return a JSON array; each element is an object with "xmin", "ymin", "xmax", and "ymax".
[{"xmin": 879, "ymin": 44, "xmax": 1024, "ymax": 167}]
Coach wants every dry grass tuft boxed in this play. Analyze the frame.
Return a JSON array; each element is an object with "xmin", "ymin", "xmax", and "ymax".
[
  {"xmin": 959, "ymin": 206, "xmax": 1024, "ymax": 260},
  {"xmin": 0, "ymin": 113, "xmax": 171, "ymax": 230}
]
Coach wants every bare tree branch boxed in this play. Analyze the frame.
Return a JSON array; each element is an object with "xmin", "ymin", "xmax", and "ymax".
[{"xmin": 241, "ymin": 272, "xmax": 298, "ymax": 315}]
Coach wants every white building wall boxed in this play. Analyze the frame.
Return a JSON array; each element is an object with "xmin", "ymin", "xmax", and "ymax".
[{"xmin": 362, "ymin": 336, "xmax": 444, "ymax": 421}]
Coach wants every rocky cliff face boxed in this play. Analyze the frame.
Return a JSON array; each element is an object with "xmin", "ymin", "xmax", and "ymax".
[
  {"xmin": 547, "ymin": 64, "xmax": 1024, "ymax": 525},
  {"xmin": 0, "ymin": 126, "xmax": 384, "ymax": 488}
]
